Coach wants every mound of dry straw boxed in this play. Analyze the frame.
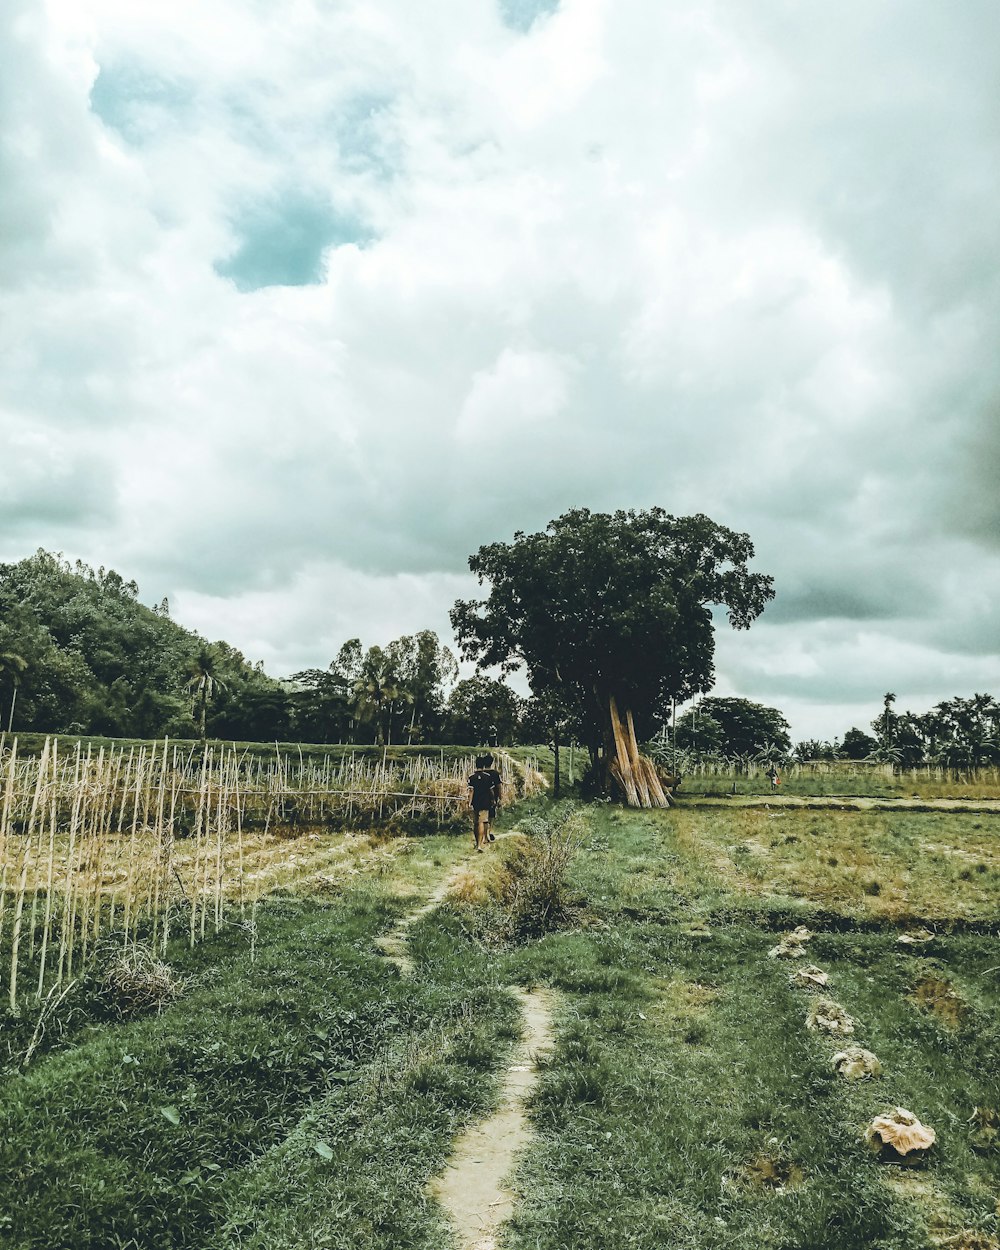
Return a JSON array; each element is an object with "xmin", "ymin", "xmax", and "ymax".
[{"xmin": 96, "ymin": 944, "xmax": 184, "ymax": 1018}]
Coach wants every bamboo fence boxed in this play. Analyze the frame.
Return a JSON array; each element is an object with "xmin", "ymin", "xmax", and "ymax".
[{"xmin": 0, "ymin": 738, "xmax": 543, "ymax": 1010}]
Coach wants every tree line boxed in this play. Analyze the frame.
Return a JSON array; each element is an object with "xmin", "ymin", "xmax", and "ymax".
[
  {"xmin": 807, "ymin": 691, "xmax": 1000, "ymax": 770},
  {"xmin": 0, "ymin": 550, "xmax": 547, "ymax": 746},
  {"xmin": 2, "ymin": 533, "xmax": 997, "ymax": 777}
]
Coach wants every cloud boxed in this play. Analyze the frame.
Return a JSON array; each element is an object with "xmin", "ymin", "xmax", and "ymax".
[{"xmin": 1, "ymin": 0, "xmax": 998, "ymax": 739}]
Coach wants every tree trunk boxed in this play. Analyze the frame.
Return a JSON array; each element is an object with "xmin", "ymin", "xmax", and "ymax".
[
  {"xmin": 553, "ymin": 725, "xmax": 561, "ymax": 799},
  {"xmin": 7, "ymin": 684, "xmax": 17, "ymax": 734}
]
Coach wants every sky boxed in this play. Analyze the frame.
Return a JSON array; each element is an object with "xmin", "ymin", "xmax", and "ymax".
[{"xmin": 2, "ymin": 0, "xmax": 998, "ymax": 743}]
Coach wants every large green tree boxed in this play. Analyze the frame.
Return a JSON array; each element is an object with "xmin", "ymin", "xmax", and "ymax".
[
  {"xmin": 450, "ymin": 508, "xmax": 774, "ymax": 799},
  {"xmin": 445, "ymin": 676, "xmax": 522, "ymax": 745},
  {"xmin": 385, "ymin": 630, "xmax": 458, "ymax": 743},
  {"xmin": 351, "ymin": 646, "xmax": 411, "ymax": 745},
  {"xmin": 692, "ymin": 696, "xmax": 792, "ymax": 760}
]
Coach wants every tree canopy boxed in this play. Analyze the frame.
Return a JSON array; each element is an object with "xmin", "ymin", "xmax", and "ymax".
[
  {"xmin": 451, "ymin": 507, "xmax": 775, "ymax": 794},
  {"xmin": 445, "ymin": 675, "xmax": 523, "ymax": 746},
  {"xmin": 691, "ymin": 696, "xmax": 792, "ymax": 759},
  {"xmin": 0, "ymin": 550, "xmax": 286, "ymax": 740}
]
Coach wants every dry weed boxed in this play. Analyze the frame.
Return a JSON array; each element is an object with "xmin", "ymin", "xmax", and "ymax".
[{"xmin": 95, "ymin": 943, "xmax": 184, "ymax": 1019}]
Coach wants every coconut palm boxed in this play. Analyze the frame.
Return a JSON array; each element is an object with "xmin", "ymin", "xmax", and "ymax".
[
  {"xmin": 186, "ymin": 646, "xmax": 227, "ymax": 744},
  {"xmin": 881, "ymin": 692, "xmax": 896, "ymax": 743},
  {"xmin": 351, "ymin": 648, "xmax": 410, "ymax": 745},
  {"xmin": 0, "ymin": 651, "xmax": 27, "ymax": 733}
]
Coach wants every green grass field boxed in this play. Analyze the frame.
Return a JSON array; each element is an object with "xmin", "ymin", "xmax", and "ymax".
[{"xmin": 1, "ymin": 788, "xmax": 997, "ymax": 1250}]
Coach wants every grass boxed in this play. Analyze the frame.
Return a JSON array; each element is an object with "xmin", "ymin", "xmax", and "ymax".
[
  {"xmin": 0, "ymin": 875, "xmax": 522, "ymax": 1249},
  {"xmin": 677, "ymin": 761, "xmax": 1000, "ymax": 801},
  {"xmin": 668, "ymin": 807, "xmax": 1000, "ymax": 924},
  {"xmin": 499, "ymin": 924, "xmax": 999, "ymax": 1248},
  {"xmin": 1, "ymin": 781, "xmax": 998, "ymax": 1250}
]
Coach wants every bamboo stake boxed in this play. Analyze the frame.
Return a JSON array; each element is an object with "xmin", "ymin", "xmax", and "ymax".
[
  {"xmin": 9, "ymin": 738, "xmax": 50, "ymax": 1009},
  {"xmin": 35, "ymin": 775, "xmax": 59, "ymax": 995},
  {"xmin": 62, "ymin": 744, "xmax": 87, "ymax": 980},
  {"xmin": 28, "ymin": 739, "xmax": 57, "ymax": 958},
  {"xmin": 0, "ymin": 738, "xmax": 18, "ymax": 956},
  {"xmin": 122, "ymin": 746, "xmax": 148, "ymax": 948}
]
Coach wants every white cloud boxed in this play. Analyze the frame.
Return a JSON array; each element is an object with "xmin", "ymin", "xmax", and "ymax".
[{"xmin": 1, "ymin": 0, "xmax": 998, "ymax": 739}]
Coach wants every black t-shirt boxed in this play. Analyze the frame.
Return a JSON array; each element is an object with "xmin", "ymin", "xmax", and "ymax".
[{"xmin": 468, "ymin": 768, "xmax": 501, "ymax": 810}]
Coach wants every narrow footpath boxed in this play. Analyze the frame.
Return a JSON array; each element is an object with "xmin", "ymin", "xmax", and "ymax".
[
  {"xmin": 373, "ymin": 853, "xmax": 556, "ymax": 1250},
  {"xmin": 431, "ymin": 987, "xmax": 555, "ymax": 1250},
  {"xmin": 685, "ymin": 795, "xmax": 1000, "ymax": 813}
]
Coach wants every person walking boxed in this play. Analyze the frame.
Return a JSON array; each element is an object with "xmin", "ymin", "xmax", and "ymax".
[{"xmin": 468, "ymin": 753, "xmax": 502, "ymax": 851}]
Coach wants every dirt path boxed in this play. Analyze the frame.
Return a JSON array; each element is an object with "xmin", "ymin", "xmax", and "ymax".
[
  {"xmin": 373, "ymin": 870, "xmax": 460, "ymax": 974},
  {"xmin": 372, "ymin": 849, "xmax": 556, "ymax": 1249},
  {"xmin": 684, "ymin": 795, "xmax": 1000, "ymax": 813},
  {"xmin": 430, "ymin": 986, "xmax": 555, "ymax": 1250}
]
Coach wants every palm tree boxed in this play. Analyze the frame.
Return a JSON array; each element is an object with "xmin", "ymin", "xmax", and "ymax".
[
  {"xmin": 186, "ymin": 646, "xmax": 227, "ymax": 744},
  {"xmin": 351, "ymin": 649, "xmax": 408, "ymax": 745},
  {"xmin": 881, "ymin": 692, "xmax": 896, "ymax": 744},
  {"xmin": 0, "ymin": 652, "xmax": 27, "ymax": 733}
]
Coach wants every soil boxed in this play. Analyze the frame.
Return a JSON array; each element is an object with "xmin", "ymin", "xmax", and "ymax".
[
  {"xmin": 373, "ymin": 871, "xmax": 460, "ymax": 974},
  {"xmin": 687, "ymin": 796, "xmax": 1000, "ymax": 813},
  {"xmin": 430, "ymin": 986, "xmax": 555, "ymax": 1250},
  {"xmin": 910, "ymin": 975, "xmax": 969, "ymax": 1029}
]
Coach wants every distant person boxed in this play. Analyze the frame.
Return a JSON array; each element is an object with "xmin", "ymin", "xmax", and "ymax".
[
  {"xmin": 767, "ymin": 764, "xmax": 781, "ymax": 790},
  {"xmin": 468, "ymin": 753, "xmax": 502, "ymax": 852}
]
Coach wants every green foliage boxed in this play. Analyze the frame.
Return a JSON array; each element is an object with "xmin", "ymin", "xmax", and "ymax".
[
  {"xmin": 0, "ymin": 889, "xmax": 517, "ymax": 1250},
  {"xmin": 840, "ymin": 727, "xmax": 878, "ymax": 759},
  {"xmin": 689, "ymin": 696, "xmax": 792, "ymax": 759},
  {"xmin": 445, "ymin": 674, "xmax": 523, "ymax": 745},
  {"xmin": 289, "ymin": 633, "xmax": 457, "ymax": 746},
  {"xmin": 450, "ymin": 507, "xmax": 775, "ymax": 759},
  {"xmin": 871, "ymin": 693, "xmax": 1000, "ymax": 769},
  {"xmin": 0, "ymin": 550, "xmax": 289, "ymax": 740},
  {"xmin": 672, "ymin": 708, "xmax": 726, "ymax": 758}
]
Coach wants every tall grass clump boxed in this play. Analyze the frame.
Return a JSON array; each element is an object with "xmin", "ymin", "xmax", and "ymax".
[{"xmin": 461, "ymin": 803, "xmax": 588, "ymax": 943}]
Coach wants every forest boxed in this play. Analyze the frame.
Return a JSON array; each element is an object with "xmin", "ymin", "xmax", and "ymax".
[{"xmin": 0, "ymin": 550, "xmax": 522, "ymax": 747}]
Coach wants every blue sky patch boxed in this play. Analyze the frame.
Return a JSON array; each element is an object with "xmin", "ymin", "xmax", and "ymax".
[
  {"xmin": 90, "ymin": 66, "xmax": 193, "ymax": 141},
  {"xmin": 215, "ymin": 193, "xmax": 370, "ymax": 292},
  {"xmin": 499, "ymin": 0, "xmax": 559, "ymax": 34}
]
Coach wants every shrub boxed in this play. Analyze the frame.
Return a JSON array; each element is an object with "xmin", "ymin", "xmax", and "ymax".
[{"xmin": 93, "ymin": 942, "xmax": 184, "ymax": 1019}]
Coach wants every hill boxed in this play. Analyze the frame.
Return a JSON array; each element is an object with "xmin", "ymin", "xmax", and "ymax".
[{"xmin": 0, "ymin": 549, "xmax": 287, "ymax": 739}]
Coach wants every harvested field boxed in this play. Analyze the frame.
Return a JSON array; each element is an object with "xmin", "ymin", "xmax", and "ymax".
[{"xmin": 0, "ymin": 775, "xmax": 998, "ymax": 1250}]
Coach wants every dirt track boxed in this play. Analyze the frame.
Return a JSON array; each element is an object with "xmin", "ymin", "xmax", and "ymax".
[{"xmin": 682, "ymin": 795, "xmax": 1000, "ymax": 814}]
